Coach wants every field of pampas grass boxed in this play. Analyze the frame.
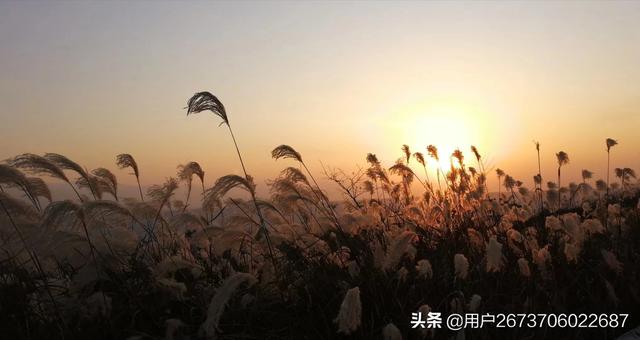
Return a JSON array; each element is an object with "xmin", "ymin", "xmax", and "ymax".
[{"xmin": 1, "ymin": 92, "xmax": 640, "ymax": 340}]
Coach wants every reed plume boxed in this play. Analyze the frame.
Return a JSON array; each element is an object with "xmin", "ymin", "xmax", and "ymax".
[
  {"xmin": 272, "ymin": 144, "xmax": 303, "ymax": 163},
  {"xmin": 427, "ymin": 145, "xmax": 442, "ymax": 191},
  {"xmin": 272, "ymin": 144, "xmax": 339, "ymax": 226},
  {"xmin": 503, "ymin": 174, "xmax": 517, "ymax": 201},
  {"xmin": 383, "ymin": 230, "xmax": 416, "ymax": 270},
  {"xmin": 518, "ymin": 258, "xmax": 531, "ymax": 277},
  {"xmin": 556, "ymin": 151, "xmax": 569, "ymax": 208},
  {"xmin": 467, "ymin": 294, "xmax": 482, "ymax": 312},
  {"xmin": 389, "ymin": 161, "xmax": 416, "ymax": 203},
  {"xmin": 272, "ymin": 145, "xmax": 319, "ymax": 192},
  {"xmin": 334, "ymin": 287, "xmax": 362, "ymax": 335},
  {"xmin": 0, "ymin": 164, "xmax": 47, "ymax": 210},
  {"xmin": 116, "ymin": 153, "xmax": 144, "ymax": 201},
  {"xmin": 486, "ymin": 237, "xmax": 504, "ymax": 272},
  {"xmin": 427, "ymin": 145, "xmax": 439, "ymax": 161},
  {"xmin": 177, "ymin": 161, "xmax": 205, "ymax": 211},
  {"xmin": 92, "ymin": 168, "xmax": 119, "ymax": 201},
  {"xmin": 186, "ymin": 91, "xmax": 228, "ymax": 125},
  {"xmin": 365, "ymin": 153, "xmax": 386, "ymax": 203},
  {"xmin": 148, "ymin": 177, "xmax": 179, "ymax": 203},
  {"xmin": 606, "ymin": 138, "xmax": 617, "ymax": 198},
  {"xmin": 496, "ymin": 168, "xmax": 505, "ymax": 198},
  {"xmin": 199, "ymin": 273, "xmax": 256, "ymax": 339},
  {"xmin": 25, "ymin": 177, "xmax": 52, "ymax": 206},
  {"xmin": 534, "ymin": 141, "xmax": 544, "ymax": 211},
  {"xmin": 76, "ymin": 175, "xmax": 103, "ymax": 199},
  {"xmin": 44, "ymin": 153, "xmax": 98, "ymax": 200},
  {"xmin": 471, "ymin": 145, "xmax": 488, "ymax": 197},
  {"xmin": 470, "ymin": 145, "xmax": 481, "ymax": 164},
  {"xmin": 382, "ymin": 323, "xmax": 402, "ymax": 340},
  {"xmin": 401, "ymin": 144, "xmax": 411, "ymax": 164},
  {"xmin": 0, "ymin": 191, "xmax": 39, "ymax": 219},
  {"xmin": 615, "ymin": 168, "xmax": 636, "ymax": 189},
  {"xmin": 454, "ymin": 253, "xmax": 469, "ymax": 280},
  {"xmin": 280, "ymin": 167, "xmax": 309, "ymax": 185},
  {"xmin": 9, "ymin": 153, "xmax": 83, "ymax": 201},
  {"xmin": 581, "ymin": 169, "xmax": 593, "ymax": 183},
  {"xmin": 206, "ymin": 174, "xmax": 256, "ymax": 201},
  {"xmin": 452, "ymin": 149, "xmax": 464, "ymax": 168},
  {"xmin": 366, "ymin": 153, "xmax": 380, "ymax": 167},
  {"xmin": 388, "ymin": 162, "xmax": 415, "ymax": 178},
  {"xmin": 601, "ymin": 249, "xmax": 623, "ymax": 275},
  {"xmin": 41, "ymin": 200, "xmax": 82, "ymax": 229},
  {"xmin": 186, "ymin": 92, "xmax": 275, "ymax": 267},
  {"xmin": 413, "ymin": 152, "xmax": 425, "ymax": 166},
  {"xmin": 413, "ymin": 151, "xmax": 432, "ymax": 189},
  {"xmin": 0, "ymin": 164, "xmax": 28, "ymax": 189},
  {"xmin": 147, "ymin": 177, "xmax": 179, "ymax": 235},
  {"xmin": 416, "ymin": 259, "xmax": 433, "ymax": 279}
]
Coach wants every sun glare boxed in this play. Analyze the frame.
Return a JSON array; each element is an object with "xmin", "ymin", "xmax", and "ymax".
[
  {"xmin": 408, "ymin": 107, "xmax": 476, "ymax": 168},
  {"xmin": 379, "ymin": 101, "xmax": 483, "ymax": 170}
]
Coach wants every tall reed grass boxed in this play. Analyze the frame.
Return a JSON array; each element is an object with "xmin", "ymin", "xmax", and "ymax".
[{"xmin": 0, "ymin": 93, "xmax": 638, "ymax": 339}]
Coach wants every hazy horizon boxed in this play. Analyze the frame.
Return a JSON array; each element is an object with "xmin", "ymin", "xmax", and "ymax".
[{"xmin": 2, "ymin": 1, "xmax": 639, "ymax": 200}]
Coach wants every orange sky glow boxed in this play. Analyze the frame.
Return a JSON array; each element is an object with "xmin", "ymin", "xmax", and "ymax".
[{"xmin": 1, "ymin": 1, "xmax": 639, "ymax": 201}]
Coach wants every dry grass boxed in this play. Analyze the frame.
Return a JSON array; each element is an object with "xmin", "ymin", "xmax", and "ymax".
[{"xmin": 0, "ymin": 93, "xmax": 639, "ymax": 340}]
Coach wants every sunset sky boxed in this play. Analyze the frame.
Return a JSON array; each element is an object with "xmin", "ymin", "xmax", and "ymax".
[{"xmin": 1, "ymin": 1, "xmax": 639, "ymax": 199}]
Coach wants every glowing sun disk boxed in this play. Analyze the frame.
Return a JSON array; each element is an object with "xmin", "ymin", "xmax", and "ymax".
[{"xmin": 405, "ymin": 106, "xmax": 477, "ymax": 169}]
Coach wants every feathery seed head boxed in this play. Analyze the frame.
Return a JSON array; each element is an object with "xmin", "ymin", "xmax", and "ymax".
[
  {"xmin": 503, "ymin": 175, "xmax": 516, "ymax": 190},
  {"xmin": 9, "ymin": 153, "xmax": 69, "ymax": 182},
  {"xmin": 116, "ymin": 154, "xmax": 140, "ymax": 178},
  {"xmin": 533, "ymin": 174, "xmax": 542, "ymax": 185},
  {"xmin": 280, "ymin": 167, "xmax": 309, "ymax": 185},
  {"xmin": 517, "ymin": 258, "xmax": 531, "ymax": 277},
  {"xmin": 186, "ymin": 91, "xmax": 228, "ymax": 125},
  {"xmin": 427, "ymin": 145, "xmax": 439, "ymax": 161},
  {"xmin": 382, "ymin": 323, "xmax": 402, "ymax": 340},
  {"xmin": 199, "ymin": 273, "xmax": 256, "ymax": 339},
  {"xmin": 272, "ymin": 145, "xmax": 303, "ymax": 163},
  {"xmin": 467, "ymin": 294, "xmax": 482, "ymax": 312},
  {"xmin": 556, "ymin": 151, "xmax": 569, "ymax": 166},
  {"xmin": 601, "ymin": 249, "xmax": 623, "ymax": 275},
  {"xmin": 471, "ymin": 145, "xmax": 481, "ymax": 161},
  {"xmin": 416, "ymin": 259, "xmax": 433, "ymax": 279},
  {"xmin": 44, "ymin": 153, "xmax": 88, "ymax": 179},
  {"xmin": 413, "ymin": 152, "xmax": 425, "ymax": 166},
  {"xmin": 206, "ymin": 174, "xmax": 256, "ymax": 204},
  {"xmin": 452, "ymin": 149, "xmax": 464, "ymax": 166},
  {"xmin": 147, "ymin": 177, "xmax": 179, "ymax": 203},
  {"xmin": 454, "ymin": 254, "xmax": 469, "ymax": 280},
  {"xmin": 334, "ymin": 287, "xmax": 362, "ymax": 335},
  {"xmin": 595, "ymin": 179, "xmax": 607, "ymax": 191},
  {"xmin": 366, "ymin": 153, "xmax": 380, "ymax": 166},
  {"xmin": 486, "ymin": 237, "xmax": 504, "ymax": 272},
  {"xmin": 401, "ymin": 144, "xmax": 411, "ymax": 164}
]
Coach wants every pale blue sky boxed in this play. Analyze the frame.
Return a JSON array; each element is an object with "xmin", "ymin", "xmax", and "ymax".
[{"xmin": 1, "ymin": 1, "xmax": 639, "ymax": 198}]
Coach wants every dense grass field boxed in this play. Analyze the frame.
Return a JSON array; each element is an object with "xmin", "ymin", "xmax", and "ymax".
[{"xmin": 1, "ymin": 92, "xmax": 639, "ymax": 339}]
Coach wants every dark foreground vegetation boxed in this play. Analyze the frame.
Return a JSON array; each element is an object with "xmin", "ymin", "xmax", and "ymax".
[{"xmin": 1, "ymin": 92, "xmax": 639, "ymax": 339}]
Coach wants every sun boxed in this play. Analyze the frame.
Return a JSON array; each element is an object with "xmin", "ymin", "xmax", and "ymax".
[
  {"xmin": 379, "ymin": 101, "xmax": 481, "ymax": 170},
  {"xmin": 408, "ymin": 107, "xmax": 476, "ymax": 167},
  {"xmin": 362, "ymin": 97, "xmax": 504, "ymax": 172}
]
